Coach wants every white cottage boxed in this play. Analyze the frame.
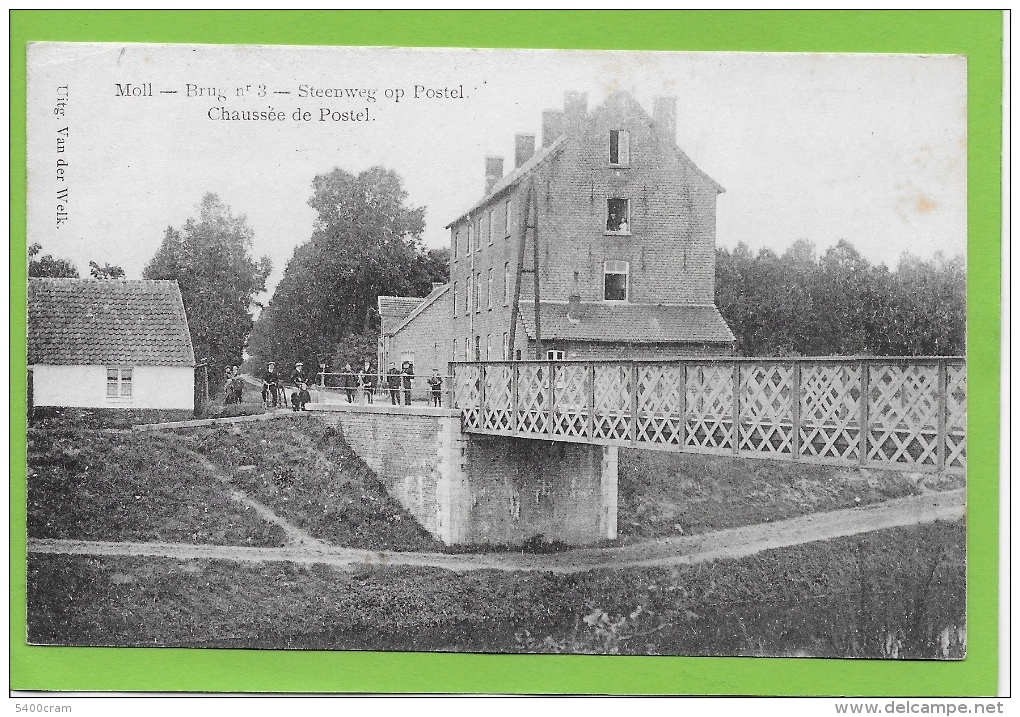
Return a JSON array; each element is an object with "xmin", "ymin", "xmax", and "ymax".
[{"xmin": 28, "ymin": 278, "xmax": 196, "ymax": 410}]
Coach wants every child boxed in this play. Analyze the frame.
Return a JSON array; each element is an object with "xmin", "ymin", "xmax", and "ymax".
[{"xmin": 427, "ymin": 368, "xmax": 443, "ymax": 407}]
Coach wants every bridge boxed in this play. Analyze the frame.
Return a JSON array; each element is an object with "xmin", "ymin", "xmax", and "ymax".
[{"xmin": 450, "ymin": 356, "xmax": 966, "ymax": 475}]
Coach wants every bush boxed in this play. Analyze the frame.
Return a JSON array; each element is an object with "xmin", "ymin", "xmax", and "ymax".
[{"xmin": 28, "ymin": 407, "xmax": 195, "ymax": 429}]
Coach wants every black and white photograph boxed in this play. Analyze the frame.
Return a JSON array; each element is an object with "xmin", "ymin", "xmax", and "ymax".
[{"xmin": 26, "ymin": 43, "xmax": 967, "ymax": 658}]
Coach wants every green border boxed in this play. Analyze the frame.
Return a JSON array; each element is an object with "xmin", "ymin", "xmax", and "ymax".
[{"xmin": 10, "ymin": 10, "xmax": 1002, "ymax": 695}]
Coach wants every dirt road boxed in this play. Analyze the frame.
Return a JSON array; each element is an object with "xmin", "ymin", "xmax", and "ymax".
[{"xmin": 27, "ymin": 489, "xmax": 964, "ymax": 573}]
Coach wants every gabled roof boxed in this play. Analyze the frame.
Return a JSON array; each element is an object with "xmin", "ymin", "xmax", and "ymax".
[
  {"xmin": 445, "ymin": 137, "xmax": 567, "ymax": 228},
  {"xmin": 28, "ymin": 278, "xmax": 196, "ymax": 367},
  {"xmin": 518, "ymin": 302, "xmax": 735, "ymax": 345},
  {"xmin": 391, "ymin": 283, "xmax": 450, "ymax": 337},
  {"xmin": 378, "ymin": 295, "xmax": 429, "ymax": 336}
]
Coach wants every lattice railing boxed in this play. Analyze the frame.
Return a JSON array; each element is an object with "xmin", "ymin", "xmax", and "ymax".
[{"xmin": 450, "ymin": 357, "xmax": 966, "ymax": 474}]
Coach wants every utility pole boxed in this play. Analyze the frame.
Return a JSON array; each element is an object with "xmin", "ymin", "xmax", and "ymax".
[{"xmin": 507, "ymin": 180, "xmax": 543, "ymax": 361}]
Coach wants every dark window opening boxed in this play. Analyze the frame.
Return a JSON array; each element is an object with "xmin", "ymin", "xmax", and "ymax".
[{"xmin": 607, "ymin": 198, "xmax": 630, "ymax": 233}]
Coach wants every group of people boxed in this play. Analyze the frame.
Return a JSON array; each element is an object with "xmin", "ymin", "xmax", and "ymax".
[
  {"xmin": 259, "ymin": 361, "xmax": 312, "ymax": 412},
  {"xmin": 222, "ymin": 366, "xmax": 245, "ymax": 404}
]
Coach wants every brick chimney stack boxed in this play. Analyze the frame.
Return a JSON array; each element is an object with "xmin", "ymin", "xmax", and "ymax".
[
  {"xmin": 563, "ymin": 91, "xmax": 588, "ymax": 136},
  {"xmin": 541, "ymin": 109, "xmax": 564, "ymax": 147},
  {"xmin": 484, "ymin": 156, "xmax": 504, "ymax": 194},
  {"xmin": 514, "ymin": 134, "xmax": 536, "ymax": 169},
  {"xmin": 653, "ymin": 96, "xmax": 678, "ymax": 145}
]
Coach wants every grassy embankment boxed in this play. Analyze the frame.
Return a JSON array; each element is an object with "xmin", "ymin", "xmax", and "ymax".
[{"xmin": 28, "ymin": 520, "xmax": 966, "ymax": 658}]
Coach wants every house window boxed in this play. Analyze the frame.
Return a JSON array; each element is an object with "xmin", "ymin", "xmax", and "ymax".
[
  {"xmin": 607, "ymin": 198, "xmax": 630, "ymax": 234},
  {"xmin": 452, "ymin": 282, "xmax": 458, "ymax": 317},
  {"xmin": 106, "ymin": 367, "xmax": 133, "ymax": 398},
  {"xmin": 503, "ymin": 332, "xmax": 510, "ymax": 359},
  {"xmin": 486, "ymin": 334, "xmax": 492, "ymax": 360},
  {"xmin": 504, "ymin": 198, "xmax": 512, "ymax": 239},
  {"xmin": 487, "ymin": 268, "xmax": 493, "ymax": 309},
  {"xmin": 474, "ymin": 336, "xmax": 481, "ymax": 361},
  {"xmin": 476, "ymin": 273, "xmax": 483, "ymax": 313},
  {"xmin": 464, "ymin": 337, "xmax": 470, "ymax": 361},
  {"xmin": 488, "ymin": 209, "xmax": 495, "ymax": 245},
  {"xmin": 476, "ymin": 217, "xmax": 483, "ymax": 252},
  {"xmin": 451, "ymin": 227, "xmax": 458, "ymax": 258},
  {"xmin": 609, "ymin": 130, "xmax": 630, "ymax": 166},
  {"xmin": 453, "ymin": 339, "xmax": 457, "ymax": 362},
  {"xmin": 504, "ymin": 262, "xmax": 510, "ymax": 305},
  {"xmin": 604, "ymin": 261, "xmax": 629, "ymax": 302},
  {"xmin": 467, "ymin": 222, "xmax": 473, "ymax": 255},
  {"xmin": 547, "ymin": 350, "xmax": 566, "ymax": 361}
]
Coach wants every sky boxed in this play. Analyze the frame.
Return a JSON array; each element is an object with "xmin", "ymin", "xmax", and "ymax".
[{"xmin": 27, "ymin": 44, "xmax": 966, "ymax": 297}]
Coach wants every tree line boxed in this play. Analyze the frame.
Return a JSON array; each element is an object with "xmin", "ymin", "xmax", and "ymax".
[{"xmin": 715, "ymin": 239, "xmax": 966, "ymax": 357}]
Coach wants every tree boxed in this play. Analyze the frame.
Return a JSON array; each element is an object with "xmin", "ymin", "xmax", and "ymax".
[
  {"xmin": 247, "ymin": 166, "xmax": 447, "ymax": 372},
  {"xmin": 28, "ymin": 243, "xmax": 79, "ymax": 278},
  {"xmin": 143, "ymin": 194, "xmax": 271, "ymax": 373},
  {"xmin": 89, "ymin": 261, "xmax": 126, "ymax": 279}
]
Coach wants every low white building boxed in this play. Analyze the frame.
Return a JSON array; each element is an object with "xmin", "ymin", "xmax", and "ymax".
[{"xmin": 28, "ymin": 278, "xmax": 196, "ymax": 410}]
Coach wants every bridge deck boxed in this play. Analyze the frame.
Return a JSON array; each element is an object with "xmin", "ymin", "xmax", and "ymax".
[{"xmin": 450, "ymin": 357, "xmax": 966, "ymax": 474}]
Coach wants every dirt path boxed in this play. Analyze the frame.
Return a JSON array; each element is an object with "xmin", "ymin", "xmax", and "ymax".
[
  {"xmin": 28, "ymin": 489, "xmax": 963, "ymax": 573},
  {"xmin": 182, "ymin": 447, "xmax": 326, "ymax": 548}
]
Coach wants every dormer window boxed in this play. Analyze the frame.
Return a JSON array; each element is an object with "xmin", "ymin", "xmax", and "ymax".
[
  {"xmin": 603, "ymin": 261, "xmax": 629, "ymax": 302},
  {"xmin": 609, "ymin": 129, "xmax": 630, "ymax": 166},
  {"xmin": 606, "ymin": 198, "xmax": 631, "ymax": 234}
]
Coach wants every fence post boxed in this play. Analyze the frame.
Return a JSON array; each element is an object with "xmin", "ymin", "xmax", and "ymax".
[
  {"xmin": 630, "ymin": 361, "xmax": 639, "ymax": 446},
  {"xmin": 859, "ymin": 360, "xmax": 870, "ymax": 467},
  {"xmin": 732, "ymin": 361, "xmax": 740, "ymax": 454},
  {"xmin": 511, "ymin": 361, "xmax": 519, "ymax": 436},
  {"xmin": 548, "ymin": 360, "xmax": 556, "ymax": 436},
  {"xmin": 791, "ymin": 360, "xmax": 801, "ymax": 460},
  {"xmin": 586, "ymin": 362, "xmax": 595, "ymax": 441},
  {"xmin": 678, "ymin": 362, "xmax": 687, "ymax": 449},
  {"xmin": 937, "ymin": 359, "xmax": 947, "ymax": 472}
]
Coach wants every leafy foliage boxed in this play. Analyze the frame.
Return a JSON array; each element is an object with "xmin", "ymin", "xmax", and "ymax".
[
  {"xmin": 88, "ymin": 261, "xmax": 126, "ymax": 279},
  {"xmin": 142, "ymin": 193, "xmax": 271, "ymax": 374},
  {"xmin": 716, "ymin": 240, "xmax": 966, "ymax": 356},
  {"xmin": 247, "ymin": 167, "xmax": 447, "ymax": 373},
  {"xmin": 28, "ymin": 243, "xmax": 79, "ymax": 278}
]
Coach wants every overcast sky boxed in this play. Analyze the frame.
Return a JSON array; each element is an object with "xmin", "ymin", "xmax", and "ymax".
[{"xmin": 27, "ymin": 44, "xmax": 966, "ymax": 296}]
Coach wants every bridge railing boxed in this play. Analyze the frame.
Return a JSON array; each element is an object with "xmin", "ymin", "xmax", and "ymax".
[{"xmin": 449, "ymin": 357, "xmax": 966, "ymax": 474}]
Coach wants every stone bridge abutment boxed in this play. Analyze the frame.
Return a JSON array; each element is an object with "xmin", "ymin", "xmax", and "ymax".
[{"xmin": 309, "ymin": 403, "xmax": 618, "ymax": 546}]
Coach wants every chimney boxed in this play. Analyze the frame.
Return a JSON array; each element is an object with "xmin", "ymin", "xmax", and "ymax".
[
  {"xmin": 514, "ymin": 134, "xmax": 536, "ymax": 169},
  {"xmin": 484, "ymin": 156, "xmax": 504, "ymax": 194},
  {"xmin": 566, "ymin": 271, "xmax": 581, "ymax": 324},
  {"xmin": 563, "ymin": 90, "xmax": 588, "ymax": 135},
  {"xmin": 541, "ymin": 109, "xmax": 564, "ymax": 147},
  {"xmin": 653, "ymin": 96, "xmax": 678, "ymax": 145}
]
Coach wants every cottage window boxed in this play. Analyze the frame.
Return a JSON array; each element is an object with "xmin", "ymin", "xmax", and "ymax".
[
  {"xmin": 604, "ymin": 261, "xmax": 629, "ymax": 302},
  {"xmin": 606, "ymin": 198, "xmax": 630, "ymax": 234},
  {"xmin": 609, "ymin": 130, "xmax": 630, "ymax": 166},
  {"xmin": 106, "ymin": 367, "xmax": 133, "ymax": 398},
  {"xmin": 452, "ymin": 282, "xmax": 458, "ymax": 317}
]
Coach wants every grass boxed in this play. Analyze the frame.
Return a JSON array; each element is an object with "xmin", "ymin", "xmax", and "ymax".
[
  {"xmin": 616, "ymin": 450, "xmax": 964, "ymax": 540},
  {"xmin": 27, "ymin": 520, "xmax": 966, "ymax": 658},
  {"xmin": 27, "ymin": 424, "xmax": 287, "ymax": 546},
  {"xmin": 185, "ymin": 421, "xmax": 443, "ymax": 552}
]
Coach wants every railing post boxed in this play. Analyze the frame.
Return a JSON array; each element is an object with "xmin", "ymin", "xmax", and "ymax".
[
  {"xmin": 548, "ymin": 360, "xmax": 556, "ymax": 436},
  {"xmin": 732, "ymin": 361, "xmax": 740, "ymax": 454},
  {"xmin": 630, "ymin": 361, "xmax": 639, "ymax": 446},
  {"xmin": 586, "ymin": 362, "xmax": 595, "ymax": 441},
  {"xmin": 511, "ymin": 361, "xmax": 519, "ymax": 436},
  {"xmin": 678, "ymin": 362, "xmax": 687, "ymax": 448},
  {"xmin": 859, "ymin": 359, "xmax": 870, "ymax": 467},
  {"xmin": 478, "ymin": 363, "xmax": 487, "ymax": 429},
  {"xmin": 937, "ymin": 359, "xmax": 947, "ymax": 472},
  {"xmin": 791, "ymin": 360, "xmax": 801, "ymax": 460}
]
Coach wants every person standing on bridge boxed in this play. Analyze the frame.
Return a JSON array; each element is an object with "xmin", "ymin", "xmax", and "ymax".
[
  {"xmin": 359, "ymin": 360, "xmax": 375, "ymax": 404},
  {"xmin": 401, "ymin": 360, "xmax": 414, "ymax": 406},
  {"xmin": 427, "ymin": 368, "xmax": 443, "ymax": 407},
  {"xmin": 340, "ymin": 362, "xmax": 357, "ymax": 403},
  {"xmin": 386, "ymin": 362, "xmax": 401, "ymax": 405}
]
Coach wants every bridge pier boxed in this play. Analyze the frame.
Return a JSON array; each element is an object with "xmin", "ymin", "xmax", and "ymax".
[{"xmin": 308, "ymin": 403, "xmax": 618, "ymax": 546}]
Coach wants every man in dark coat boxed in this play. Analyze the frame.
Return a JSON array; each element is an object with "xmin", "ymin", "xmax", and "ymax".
[
  {"xmin": 427, "ymin": 368, "xmax": 444, "ymax": 407},
  {"xmin": 386, "ymin": 362, "xmax": 401, "ymax": 405},
  {"xmin": 291, "ymin": 362, "xmax": 311, "ymax": 411},
  {"xmin": 358, "ymin": 360, "xmax": 375, "ymax": 404},
  {"xmin": 262, "ymin": 362, "xmax": 281, "ymax": 408},
  {"xmin": 401, "ymin": 361, "xmax": 414, "ymax": 406},
  {"xmin": 340, "ymin": 362, "xmax": 357, "ymax": 403}
]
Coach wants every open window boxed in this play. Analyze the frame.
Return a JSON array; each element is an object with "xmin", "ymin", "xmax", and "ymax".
[
  {"xmin": 609, "ymin": 129, "xmax": 630, "ymax": 166},
  {"xmin": 606, "ymin": 198, "xmax": 630, "ymax": 234},
  {"xmin": 603, "ymin": 261, "xmax": 629, "ymax": 302}
]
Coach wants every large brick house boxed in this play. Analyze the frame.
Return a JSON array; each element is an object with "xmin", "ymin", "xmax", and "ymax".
[{"xmin": 446, "ymin": 90, "xmax": 734, "ymax": 363}]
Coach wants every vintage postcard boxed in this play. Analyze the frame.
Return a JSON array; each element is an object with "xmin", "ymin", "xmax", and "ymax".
[{"xmin": 24, "ymin": 42, "xmax": 968, "ymax": 664}]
